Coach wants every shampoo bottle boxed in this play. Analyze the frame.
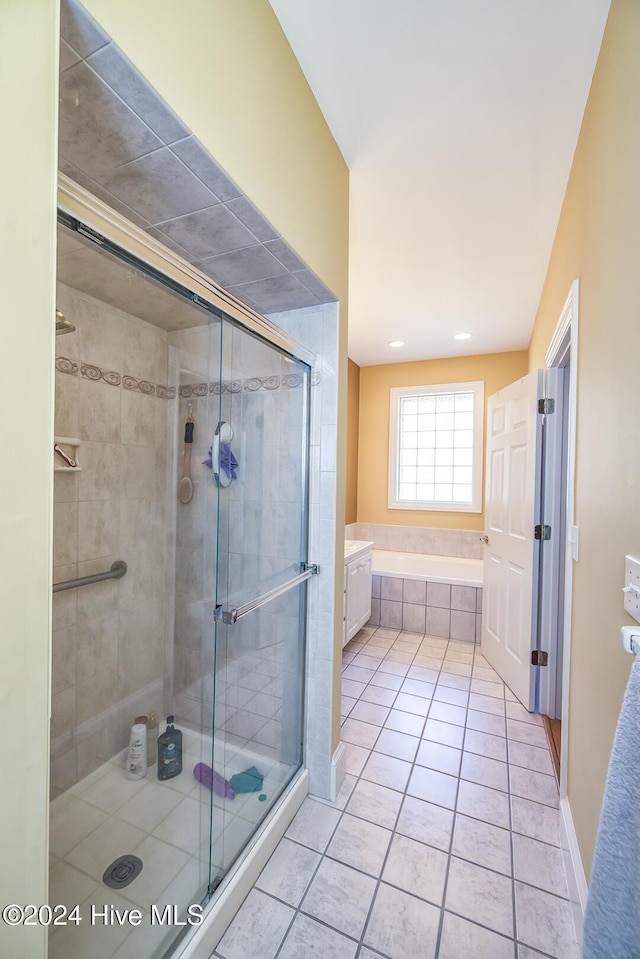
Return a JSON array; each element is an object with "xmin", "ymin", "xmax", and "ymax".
[
  {"xmin": 157, "ymin": 715, "xmax": 183, "ymax": 781},
  {"xmin": 125, "ymin": 722, "xmax": 148, "ymax": 780},
  {"xmin": 146, "ymin": 710, "xmax": 158, "ymax": 766}
]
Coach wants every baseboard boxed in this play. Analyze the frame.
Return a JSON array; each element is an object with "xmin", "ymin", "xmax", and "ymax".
[
  {"xmin": 330, "ymin": 741, "xmax": 347, "ymax": 801},
  {"xmin": 560, "ymin": 795, "xmax": 588, "ymax": 950},
  {"xmin": 172, "ymin": 768, "xmax": 309, "ymax": 959}
]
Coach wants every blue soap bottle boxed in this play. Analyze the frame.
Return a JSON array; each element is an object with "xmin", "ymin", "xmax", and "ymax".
[{"xmin": 157, "ymin": 715, "xmax": 183, "ymax": 780}]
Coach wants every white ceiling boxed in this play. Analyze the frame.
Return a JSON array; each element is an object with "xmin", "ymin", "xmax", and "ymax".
[{"xmin": 268, "ymin": 0, "xmax": 610, "ymax": 366}]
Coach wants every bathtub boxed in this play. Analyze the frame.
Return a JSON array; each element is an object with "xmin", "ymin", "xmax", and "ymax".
[
  {"xmin": 372, "ymin": 549, "xmax": 483, "ymax": 587},
  {"xmin": 370, "ymin": 549, "xmax": 484, "ymax": 641}
]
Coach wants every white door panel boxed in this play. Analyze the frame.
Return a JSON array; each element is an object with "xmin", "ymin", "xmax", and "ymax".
[
  {"xmin": 484, "ymin": 553, "xmax": 502, "ymax": 641},
  {"xmin": 488, "ymin": 448, "xmax": 505, "ymax": 533},
  {"xmin": 481, "ymin": 371, "xmax": 542, "ymax": 708},
  {"xmin": 505, "ymin": 561, "xmax": 525, "ymax": 659},
  {"xmin": 509, "ymin": 444, "xmax": 528, "ymax": 539}
]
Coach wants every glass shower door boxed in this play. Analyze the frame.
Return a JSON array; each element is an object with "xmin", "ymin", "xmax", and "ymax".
[{"xmin": 209, "ymin": 318, "xmax": 311, "ymax": 878}]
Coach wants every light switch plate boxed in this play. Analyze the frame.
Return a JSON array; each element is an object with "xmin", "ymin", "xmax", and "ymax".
[{"xmin": 624, "ymin": 555, "xmax": 640, "ymax": 623}]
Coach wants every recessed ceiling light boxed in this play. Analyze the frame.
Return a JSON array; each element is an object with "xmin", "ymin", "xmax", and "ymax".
[
  {"xmin": 453, "ymin": 332, "xmax": 472, "ymax": 340},
  {"xmin": 388, "ymin": 340, "xmax": 405, "ymax": 348}
]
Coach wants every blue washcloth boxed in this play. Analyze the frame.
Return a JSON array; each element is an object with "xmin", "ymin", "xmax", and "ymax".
[
  {"xmin": 229, "ymin": 766, "xmax": 263, "ymax": 794},
  {"xmin": 582, "ymin": 657, "xmax": 640, "ymax": 958},
  {"xmin": 202, "ymin": 443, "xmax": 238, "ymax": 481},
  {"xmin": 220, "ymin": 443, "xmax": 238, "ymax": 480}
]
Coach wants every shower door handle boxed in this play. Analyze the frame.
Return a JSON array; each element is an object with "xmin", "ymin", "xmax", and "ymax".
[{"xmin": 215, "ymin": 563, "xmax": 319, "ymax": 625}]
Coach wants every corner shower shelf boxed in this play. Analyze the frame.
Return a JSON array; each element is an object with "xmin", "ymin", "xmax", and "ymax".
[{"xmin": 54, "ymin": 436, "xmax": 82, "ymax": 472}]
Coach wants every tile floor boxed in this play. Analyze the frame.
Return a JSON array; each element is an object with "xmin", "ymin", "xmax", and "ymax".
[
  {"xmin": 214, "ymin": 626, "xmax": 579, "ymax": 959},
  {"xmin": 48, "ymin": 729, "xmax": 292, "ymax": 959}
]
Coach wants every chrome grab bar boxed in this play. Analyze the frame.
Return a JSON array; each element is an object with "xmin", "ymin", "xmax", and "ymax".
[
  {"xmin": 53, "ymin": 560, "xmax": 128, "ymax": 593},
  {"xmin": 215, "ymin": 563, "xmax": 319, "ymax": 625}
]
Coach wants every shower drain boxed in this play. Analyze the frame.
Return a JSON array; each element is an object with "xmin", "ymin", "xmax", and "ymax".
[{"xmin": 102, "ymin": 855, "xmax": 143, "ymax": 890}]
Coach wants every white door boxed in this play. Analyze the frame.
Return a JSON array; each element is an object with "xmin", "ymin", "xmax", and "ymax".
[{"xmin": 482, "ymin": 371, "xmax": 542, "ymax": 708}]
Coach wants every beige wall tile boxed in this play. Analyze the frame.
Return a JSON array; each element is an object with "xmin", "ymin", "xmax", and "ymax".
[
  {"xmin": 121, "ymin": 389, "xmax": 156, "ymax": 447},
  {"xmin": 120, "ymin": 444, "xmax": 156, "ymax": 499},
  {"xmin": 76, "ymin": 671, "xmax": 118, "ymax": 726},
  {"xmin": 51, "ymin": 686, "xmax": 77, "ymax": 739},
  {"xmin": 55, "ymin": 373, "xmax": 79, "ymax": 436},
  {"xmin": 53, "ymin": 501, "xmax": 78, "ymax": 567},
  {"xmin": 78, "ymin": 378, "xmax": 121, "ymax": 443},
  {"xmin": 76, "ymin": 574, "xmax": 118, "ymax": 627},
  {"xmin": 76, "ymin": 613, "xmax": 118, "ymax": 685},
  {"xmin": 119, "ymin": 499, "xmax": 162, "ymax": 553},
  {"xmin": 77, "ymin": 292, "xmax": 123, "ymax": 370},
  {"xmin": 54, "ymin": 471, "xmax": 79, "ymax": 504},
  {"xmin": 77, "ymin": 500, "xmax": 120, "ymax": 562},
  {"xmin": 79, "ymin": 442, "xmax": 121, "ymax": 501},
  {"xmin": 52, "ymin": 626, "xmax": 77, "ymax": 694},
  {"xmin": 121, "ymin": 315, "xmax": 163, "ymax": 381},
  {"xmin": 52, "ymin": 589, "xmax": 78, "ymax": 631},
  {"xmin": 50, "ymin": 749, "xmax": 78, "ymax": 799}
]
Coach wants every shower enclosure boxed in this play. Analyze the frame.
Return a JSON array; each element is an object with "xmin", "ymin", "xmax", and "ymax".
[{"xmin": 49, "ymin": 210, "xmax": 313, "ymax": 959}]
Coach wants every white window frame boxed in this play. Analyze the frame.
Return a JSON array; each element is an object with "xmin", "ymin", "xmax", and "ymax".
[{"xmin": 388, "ymin": 380, "xmax": 485, "ymax": 513}]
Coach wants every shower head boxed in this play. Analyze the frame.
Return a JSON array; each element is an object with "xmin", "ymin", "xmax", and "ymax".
[{"xmin": 56, "ymin": 309, "xmax": 75, "ymax": 335}]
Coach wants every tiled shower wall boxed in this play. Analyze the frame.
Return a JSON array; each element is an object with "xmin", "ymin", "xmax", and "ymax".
[
  {"xmin": 369, "ymin": 576, "xmax": 483, "ymax": 643},
  {"xmin": 51, "ymin": 282, "xmax": 169, "ymax": 797}
]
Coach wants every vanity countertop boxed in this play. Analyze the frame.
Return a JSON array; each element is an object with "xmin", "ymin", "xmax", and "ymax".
[{"xmin": 344, "ymin": 539, "xmax": 374, "ymax": 563}]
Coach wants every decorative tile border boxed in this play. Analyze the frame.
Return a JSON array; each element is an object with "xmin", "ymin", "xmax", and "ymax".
[
  {"xmin": 55, "ymin": 357, "xmax": 78, "ymax": 375},
  {"xmin": 244, "ymin": 375, "xmax": 279, "ymax": 392},
  {"xmin": 81, "ymin": 363, "xmax": 121, "ymax": 387},
  {"xmin": 179, "ymin": 372, "xmax": 306, "ymax": 398},
  {"xmin": 157, "ymin": 385, "xmax": 177, "ymax": 399},
  {"xmin": 57, "ymin": 356, "xmax": 311, "ymax": 399},
  {"xmin": 56, "ymin": 355, "xmax": 175, "ymax": 398},
  {"xmin": 122, "ymin": 375, "xmax": 155, "ymax": 395}
]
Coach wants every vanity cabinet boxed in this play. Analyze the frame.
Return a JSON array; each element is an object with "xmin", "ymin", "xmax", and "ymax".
[{"xmin": 343, "ymin": 542, "xmax": 373, "ymax": 646}]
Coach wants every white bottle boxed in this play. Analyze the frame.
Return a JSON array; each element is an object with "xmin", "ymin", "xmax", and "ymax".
[{"xmin": 125, "ymin": 723, "xmax": 148, "ymax": 780}]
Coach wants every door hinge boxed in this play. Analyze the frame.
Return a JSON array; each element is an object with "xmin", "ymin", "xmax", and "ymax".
[
  {"xmin": 531, "ymin": 650, "xmax": 549, "ymax": 666},
  {"xmin": 534, "ymin": 524, "xmax": 551, "ymax": 541},
  {"xmin": 538, "ymin": 398, "xmax": 555, "ymax": 415}
]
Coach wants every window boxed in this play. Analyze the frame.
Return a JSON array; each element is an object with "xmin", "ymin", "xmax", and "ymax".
[{"xmin": 388, "ymin": 381, "xmax": 484, "ymax": 512}]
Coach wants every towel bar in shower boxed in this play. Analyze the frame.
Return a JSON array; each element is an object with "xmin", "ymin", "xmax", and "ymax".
[
  {"xmin": 52, "ymin": 560, "xmax": 128, "ymax": 593},
  {"xmin": 215, "ymin": 563, "xmax": 319, "ymax": 625}
]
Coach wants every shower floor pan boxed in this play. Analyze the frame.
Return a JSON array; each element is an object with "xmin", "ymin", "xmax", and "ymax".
[{"xmin": 48, "ymin": 729, "xmax": 291, "ymax": 959}]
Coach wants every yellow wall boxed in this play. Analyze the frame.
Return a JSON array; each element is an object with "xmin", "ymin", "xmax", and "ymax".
[
  {"xmin": 0, "ymin": 3, "xmax": 59, "ymax": 957},
  {"xmin": 357, "ymin": 351, "xmax": 528, "ymax": 530},
  {"xmin": 528, "ymin": 0, "xmax": 639, "ymax": 878},
  {"xmin": 346, "ymin": 358, "xmax": 360, "ymax": 524}
]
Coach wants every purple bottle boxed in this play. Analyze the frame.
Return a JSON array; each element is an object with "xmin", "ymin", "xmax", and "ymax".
[{"xmin": 194, "ymin": 763, "xmax": 235, "ymax": 799}]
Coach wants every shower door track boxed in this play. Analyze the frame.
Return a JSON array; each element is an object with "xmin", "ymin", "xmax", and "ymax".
[{"xmin": 57, "ymin": 174, "xmax": 317, "ymax": 369}]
